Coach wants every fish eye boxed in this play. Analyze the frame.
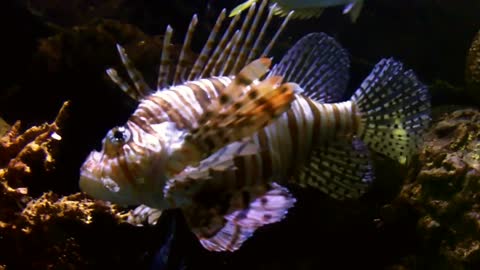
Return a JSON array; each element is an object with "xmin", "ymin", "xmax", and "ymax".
[{"xmin": 107, "ymin": 126, "xmax": 131, "ymax": 145}]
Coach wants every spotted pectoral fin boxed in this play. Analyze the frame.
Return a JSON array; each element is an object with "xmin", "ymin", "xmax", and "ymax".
[
  {"xmin": 298, "ymin": 138, "xmax": 374, "ymax": 200},
  {"xmin": 187, "ymin": 58, "xmax": 295, "ymax": 155},
  {"xmin": 195, "ymin": 183, "xmax": 296, "ymax": 252},
  {"xmin": 165, "ymin": 141, "xmax": 294, "ymax": 252}
]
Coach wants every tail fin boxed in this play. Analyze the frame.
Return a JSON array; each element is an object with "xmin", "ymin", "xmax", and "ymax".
[{"xmin": 351, "ymin": 58, "xmax": 431, "ymax": 165}]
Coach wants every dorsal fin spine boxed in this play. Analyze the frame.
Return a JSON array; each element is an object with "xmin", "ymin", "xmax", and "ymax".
[
  {"xmin": 214, "ymin": 30, "xmax": 240, "ymax": 75},
  {"xmin": 201, "ymin": 15, "xmax": 241, "ymax": 77},
  {"xmin": 115, "ymin": 44, "xmax": 152, "ymax": 97},
  {"xmin": 157, "ymin": 25, "xmax": 173, "ymax": 90},
  {"xmin": 106, "ymin": 0, "xmax": 291, "ymax": 100},
  {"xmin": 188, "ymin": 9, "xmax": 227, "ymax": 81},
  {"xmin": 262, "ymin": 10, "xmax": 293, "ymax": 57},
  {"xmin": 246, "ymin": 3, "xmax": 275, "ymax": 63},
  {"xmin": 221, "ymin": 2, "xmax": 258, "ymax": 76},
  {"xmin": 173, "ymin": 14, "xmax": 198, "ymax": 85},
  {"xmin": 232, "ymin": 0, "xmax": 268, "ymax": 72}
]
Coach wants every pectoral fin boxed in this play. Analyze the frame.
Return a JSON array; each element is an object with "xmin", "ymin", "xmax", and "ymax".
[
  {"xmin": 165, "ymin": 141, "xmax": 295, "ymax": 252},
  {"xmin": 297, "ymin": 138, "xmax": 374, "ymax": 200},
  {"xmin": 186, "ymin": 58, "xmax": 295, "ymax": 155},
  {"xmin": 195, "ymin": 183, "xmax": 296, "ymax": 252}
]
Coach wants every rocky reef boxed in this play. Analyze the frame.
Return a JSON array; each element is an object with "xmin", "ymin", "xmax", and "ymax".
[
  {"xmin": 466, "ymin": 30, "xmax": 480, "ymax": 105},
  {"xmin": 0, "ymin": 102, "xmax": 160, "ymax": 269},
  {"xmin": 391, "ymin": 108, "xmax": 480, "ymax": 269}
]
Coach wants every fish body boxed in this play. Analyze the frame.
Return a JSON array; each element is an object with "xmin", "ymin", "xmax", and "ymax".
[
  {"xmin": 81, "ymin": 0, "xmax": 295, "ymax": 213},
  {"xmin": 229, "ymin": 0, "xmax": 364, "ymax": 22},
  {"xmin": 79, "ymin": 0, "xmax": 430, "ymax": 253}
]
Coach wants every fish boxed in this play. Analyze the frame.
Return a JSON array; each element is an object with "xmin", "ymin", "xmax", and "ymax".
[
  {"xmin": 80, "ymin": 0, "xmax": 293, "ymax": 207},
  {"xmin": 229, "ymin": 0, "xmax": 364, "ymax": 22},
  {"xmin": 79, "ymin": 0, "xmax": 431, "ymax": 253}
]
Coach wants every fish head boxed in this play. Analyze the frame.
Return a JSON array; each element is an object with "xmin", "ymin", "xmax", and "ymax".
[{"xmin": 79, "ymin": 121, "xmax": 172, "ymax": 209}]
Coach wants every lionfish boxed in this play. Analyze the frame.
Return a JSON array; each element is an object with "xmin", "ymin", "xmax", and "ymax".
[
  {"xmin": 79, "ymin": 0, "xmax": 431, "ymax": 252},
  {"xmin": 229, "ymin": 0, "xmax": 364, "ymax": 22}
]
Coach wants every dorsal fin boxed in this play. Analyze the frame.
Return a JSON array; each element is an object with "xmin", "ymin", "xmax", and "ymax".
[
  {"xmin": 268, "ymin": 32, "xmax": 350, "ymax": 103},
  {"xmin": 106, "ymin": 0, "xmax": 292, "ymax": 101}
]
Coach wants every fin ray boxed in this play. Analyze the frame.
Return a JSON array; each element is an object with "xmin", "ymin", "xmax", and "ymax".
[
  {"xmin": 107, "ymin": 0, "xmax": 290, "ymax": 98},
  {"xmin": 269, "ymin": 32, "xmax": 350, "ymax": 103},
  {"xmin": 298, "ymin": 139, "xmax": 374, "ymax": 200},
  {"xmin": 196, "ymin": 183, "xmax": 295, "ymax": 252},
  {"xmin": 350, "ymin": 58, "xmax": 431, "ymax": 165}
]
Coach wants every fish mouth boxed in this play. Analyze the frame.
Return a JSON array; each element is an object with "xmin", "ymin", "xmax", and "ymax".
[
  {"xmin": 79, "ymin": 121, "xmax": 172, "ymax": 207},
  {"xmin": 79, "ymin": 150, "xmax": 140, "ymax": 206}
]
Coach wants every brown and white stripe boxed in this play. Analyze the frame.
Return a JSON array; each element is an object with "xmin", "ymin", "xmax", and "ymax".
[
  {"xmin": 214, "ymin": 95, "xmax": 360, "ymax": 188},
  {"xmin": 106, "ymin": 0, "xmax": 292, "ymax": 105},
  {"xmin": 163, "ymin": 88, "xmax": 361, "ymax": 200}
]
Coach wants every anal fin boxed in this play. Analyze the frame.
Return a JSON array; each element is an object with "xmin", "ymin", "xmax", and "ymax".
[{"xmin": 298, "ymin": 138, "xmax": 374, "ymax": 200}]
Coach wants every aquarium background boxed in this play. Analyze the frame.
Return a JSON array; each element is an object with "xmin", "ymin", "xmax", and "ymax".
[{"xmin": 1, "ymin": 0, "xmax": 480, "ymax": 269}]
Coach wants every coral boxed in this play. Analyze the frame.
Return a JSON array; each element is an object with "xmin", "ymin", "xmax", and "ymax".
[
  {"xmin": 0, "ymin": 101, "xmax": 69, "ymax": 226},
  {"xmin": 0, "ymin": 191, "xmax": 128, "ymax": 269},
  {"xmin": 0, "ymin": 118, "xmax": 10, "ymax": 137},
  {"xmin": 4, "ymin": 192, "xmax": 135, "ymax": 269},
  {"xmin": 466, "ymin": 30, "xmax": 480, "ymax": 86},
  {"xmin": 398, "ymin": 108, "xmax": 480, "ymax": 269},
  {"xmin": 0, "ymin": 101, "xmax": 68, "ymax": 188},
  {"xmin": 0, "ymin": 101, "xmax": 162, "ymax": 269},
  {"xmin": 0, "ymin": 18, "xmax": 204, "ymax": 269}
]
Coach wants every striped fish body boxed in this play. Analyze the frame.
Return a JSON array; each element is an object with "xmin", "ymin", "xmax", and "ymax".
[
  {"xmin": 163, "ymin": 33, "xmax": 430, "ymax": 252},
  {"xmin": 80, "ymin": 62, "xmax": 296, "ymax": 208},
  {"xmin": 79, "ymin": 4, "xmax": 431, "ymax": 252},
  {"xmin": 135, "ymin": 77, "xmax": 359, "ymax": 191},
  {"xmin": 131, "ymin": 77, "xmax": 236, "ymax": 129},
  {"xmin": 79, "ymin": 0, "xmax": 294, "ymax": 208}
]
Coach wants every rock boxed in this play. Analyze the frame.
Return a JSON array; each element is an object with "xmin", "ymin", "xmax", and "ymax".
[{"xmin": 399, "ymin": 108, "xmax": 480, "ymax": 269}]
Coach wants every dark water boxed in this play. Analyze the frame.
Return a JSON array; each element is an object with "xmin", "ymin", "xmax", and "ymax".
[{"xmin": 1, "ymin": 0, "xmax": 480, "ymax": 269}]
